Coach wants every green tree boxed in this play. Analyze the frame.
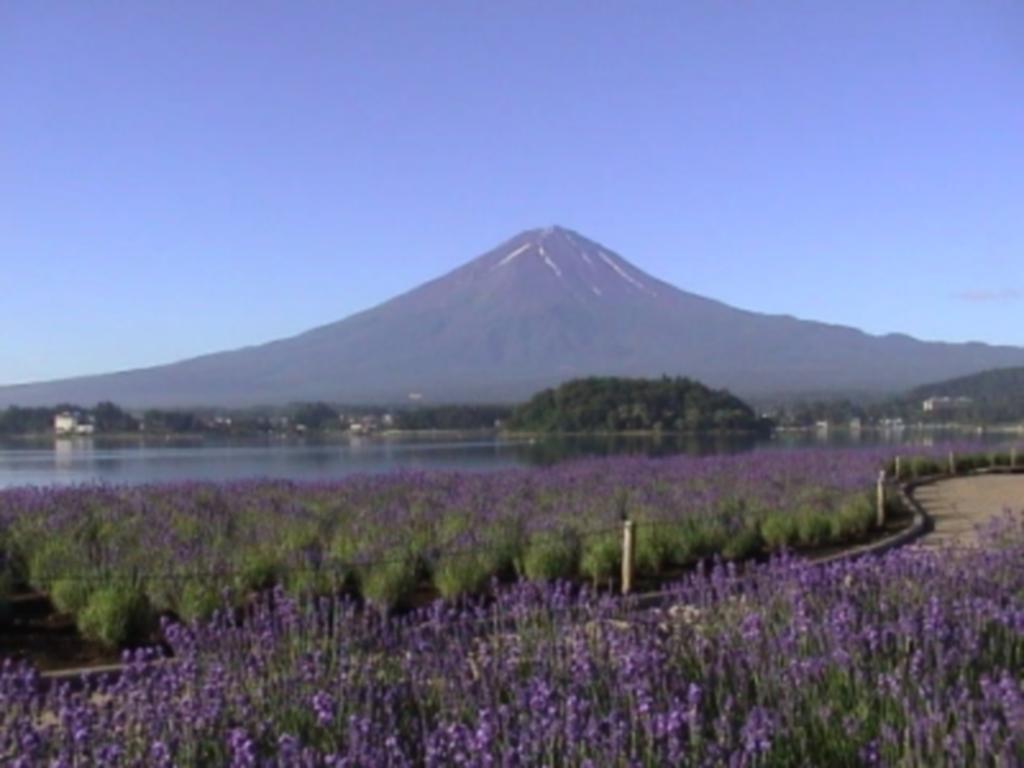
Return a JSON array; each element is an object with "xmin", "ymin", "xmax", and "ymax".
[
  {"xmin": 508, "ymin": 376, "xmax": 765, "ymax": 434},
  {"xmin": 93, "ymin": 402, "xmax": 139, "ymax": 433},
  {"xmin": 292, "ymin": 402, "xmax": 340, "ymax": 432}
]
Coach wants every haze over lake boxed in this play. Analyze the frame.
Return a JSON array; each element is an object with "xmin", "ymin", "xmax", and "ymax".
[{"xmin": 0, "ymin": 431, "xmax": 1011, "ymax": 488}]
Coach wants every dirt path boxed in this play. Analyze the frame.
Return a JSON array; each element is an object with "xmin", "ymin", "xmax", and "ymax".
[{"xmin": 912, "ymin": 475, "xmax": 1024, "ymax": 548}]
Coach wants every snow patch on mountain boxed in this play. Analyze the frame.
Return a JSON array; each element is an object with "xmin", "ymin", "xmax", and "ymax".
[
  {"xmin": 495, "ymin": 243, "xmax": 532, "ymax": 268},
  {"xmin": 544, "ymin": 255, "xmax": 563, "ymax": 278},
  {"xmin": 599, "ymin": 251, "xmax": 645, "ymax": 290}
]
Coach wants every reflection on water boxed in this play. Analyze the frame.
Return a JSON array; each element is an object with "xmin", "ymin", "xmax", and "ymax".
[{"xmin": 0, "ymin": 429, "xmax": 1015, "ymax": 488}]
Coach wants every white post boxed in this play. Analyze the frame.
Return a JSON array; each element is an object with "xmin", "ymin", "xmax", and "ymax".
[
  {"xmin": 621, "ymin": 520, "xmax": 636, "ymax": 596},
  {"xmin": 1011, "ymin": 446, "xmax": 1018, "ymax": 469},
  {"xmin": 894, "ymin": 455, "xmax": 902, "ymax": 480},
  {"xmin": 948, "ymin": 451, "xmax": 956, "ymax": 476},
  {"xmin": 876, "ymin": 470, "xmax": 887, "ymax": 528}
]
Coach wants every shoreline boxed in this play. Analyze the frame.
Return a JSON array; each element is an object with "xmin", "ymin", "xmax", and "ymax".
[{"xmin": 3, "ymin": 419, "xmax": 1021, "ymax": 442}]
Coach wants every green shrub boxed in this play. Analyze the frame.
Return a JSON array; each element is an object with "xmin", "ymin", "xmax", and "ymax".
[
  {"xmin": 329, "ymin": 530, "xmax": 361, "ymax": 564},
  {"xmin": 481, "ymin": 520, "xmax": 525, "ymax": 578},
  {"xmin": 831, "ymin": 495, "xmax": 875, "ymax": 541},
  {"xmin": 643, "ymin": 523, "xmax": 685, "ymax": 568},
  {"xmin": 761, "ymin": 514, "xmax": 800, "ymax": 552},
  {"xmin": 178, "ymin": 579, "xmax": 222, "ymax": 622},
  {"xmin": 909, "ymin": 457, "xmax": 942, "ymax": 478},
  {"xmin": 360, "ymin": 558, "xmax": 419, "ymax": 610},
  {"xmin": 954, "ymin": 454, "xmax": 984, "ymax": 474},
  {"xmin": 722, "ymin": 526, "xmax": 763, "ymax": 560},
  {"xmin": 635, "ymin": 525, "xmax": 674, "ymax": 576},
  {"xmin": 521, "ymin": 531, "xmax": 579, "ymax": 582},
  {"xmin": 50, "ymin": 577, "xmax": 93, "ymax": 616},
  {"xmin": 28, "ymin": 539, "xmax": 79, "ymax": 589},
  {"xmin": 640, "ymin": 520, "xmax": 729, "ymax": 567},
  {"xmin": 234, "ymin": 552, "xmax": 280, "ymax": 593},
  {"xmin": 433, "ymin": 551, "xmax": 496, "ymax": 599},
  {"xmin": 683, "ymin": 520, "xmax": 728, "ymax": 561},
  {"xmin": 580, "ymin": 532, "xmax": 621, "ymax": 586},
  {"xmin": 282, "ymin": 567, "xmax": 341, "ymax": 599},
  {"xmin": 279, "ymin": 524, "xmax": 323, "ymax": 554},
  {"xmin": 145, "ymin": 572, "xmax": 193, "ymax": 615},
  {"xmin": 78, "ymin": 585, "xmax": 152, "ymax": 647},
  {"xmin": 796, "ymin": 511, "xmax": 833, "ymax": 547}
]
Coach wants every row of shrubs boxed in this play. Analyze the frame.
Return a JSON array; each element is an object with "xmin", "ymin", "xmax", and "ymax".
[
  {"xmin": 886, "ymin": 448, "xmax": 1020, "ymax": 481},
  {"xmin": 7, "ymin": 492, "xmax": 882, "ymax": 648}
]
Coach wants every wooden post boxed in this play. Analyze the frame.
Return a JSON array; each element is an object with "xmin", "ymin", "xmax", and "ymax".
[
  {"xmin": 621, "ymin": 520, "xmax": 636, "ymax": 596},
  {"xmin": 876, "ymin": 470, "xmax": 887, "ymax": 528},
  {"xmin": 948, "ymin": 451, "xmax": 956, "ymax": 476},
  {"xmin": 1011, "ymin": 446, "xmax": 1018, "ymax": 469},
  {"xmin": 894, "ymin": 455, "xmax": 902, "ymax": 480}
]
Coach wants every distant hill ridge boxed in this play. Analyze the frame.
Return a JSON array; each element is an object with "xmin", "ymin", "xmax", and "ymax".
[
  {"xmin": 909, "ymin": 366, "xmax": 1024, "ymax": 400},
  {"xmin": 2, "ymin": 225, "xmax": 1023, "ymax": 407},
  {"xmin": 901, "ymin": 366, "xmax": 1024, "ymax": 424}
]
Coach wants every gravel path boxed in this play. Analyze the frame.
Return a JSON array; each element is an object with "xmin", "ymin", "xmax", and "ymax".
[{"xmin": 912, "ymin": 474, "xmax": 1024, "ymax": 548}]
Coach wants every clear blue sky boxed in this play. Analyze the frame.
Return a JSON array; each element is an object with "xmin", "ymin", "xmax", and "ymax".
[{"xmin": 2, "ymin": 1, "xmax": 1022, "ymax": 385}]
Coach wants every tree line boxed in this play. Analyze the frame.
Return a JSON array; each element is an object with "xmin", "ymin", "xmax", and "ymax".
[
  {"xmin": 0, "ymin": 379, "xmax": 770, "ymax": 437},
  {"xmin": 0, "ymin": 402, "xmax": 140, "ymax": 436},
  {"xmin": 0, "ymin": 401, "xmax": 511, "ymax": 436}
]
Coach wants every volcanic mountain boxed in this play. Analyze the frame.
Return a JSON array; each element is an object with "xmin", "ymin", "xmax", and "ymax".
[{"xmin": 3, "ymin": 226, "xmax": 1024, "ymax": 407}]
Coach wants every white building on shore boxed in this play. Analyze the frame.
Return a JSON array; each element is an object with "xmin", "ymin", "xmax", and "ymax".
[
  {"xmin": 922, "ymin": 396, "xmax": 973, "ymax": 414},
  {"xmin": 54, "ymin": 412, "xmax": 96, "ymax": 436}
]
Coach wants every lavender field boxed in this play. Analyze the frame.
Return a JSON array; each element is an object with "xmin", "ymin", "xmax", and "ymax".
[
  {"xmin": 2, "ymin": 513, "xmax": 1022, "ymax": 765},
  {"xmin": 0, "ymin": 449, "xmax": 915, "ymax": 646},
  {"xmin": 2, "ymin": 446, "xmax": 1020, "ymax": 648},
  {"xmin": 0, "ymin": 446, "xmax": 1022, "ymax": 766}
]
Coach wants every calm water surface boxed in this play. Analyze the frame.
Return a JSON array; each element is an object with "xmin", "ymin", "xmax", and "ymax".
[{"xmin": 0, "ymin": 430, "xmax": 1013, "ymax": 488}]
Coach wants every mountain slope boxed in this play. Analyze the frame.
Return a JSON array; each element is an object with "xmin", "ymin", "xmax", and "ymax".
[{"xmin": 3, "ymin": 226, "xmax": 1023, "ymax": 407}]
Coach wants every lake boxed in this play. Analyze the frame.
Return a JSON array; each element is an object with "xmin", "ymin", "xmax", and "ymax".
[{"xmin": 0, "ymin": 428, "xmax": 1015, "ymax": 488}]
